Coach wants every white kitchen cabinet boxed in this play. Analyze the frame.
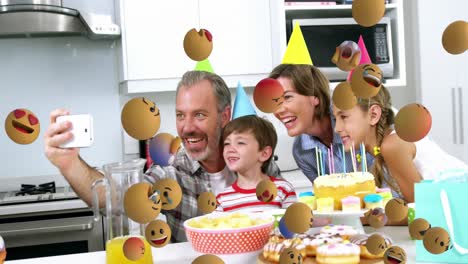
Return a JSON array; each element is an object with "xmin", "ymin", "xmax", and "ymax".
[
  {"xmin": 416, "ymin": 0, "xmax": 468, "ymax": 163},
  {"xmin": 116, "ymin": 0, "xmax": 285, "ymax": 93}
]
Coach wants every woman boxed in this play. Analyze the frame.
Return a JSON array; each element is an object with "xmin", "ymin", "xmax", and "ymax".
[{"xmin": 269, "ymin": 64, "xmax": 373, "ymax": 183}]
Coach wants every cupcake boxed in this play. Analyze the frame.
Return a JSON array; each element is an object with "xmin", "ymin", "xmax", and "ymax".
[
  {"xmin": 316, "ymin": 197, "xmax": 334, "ymax": 212},
  {"xmin": 363, "ymin": 194, "xmax": 383, "ymax": 210},
  {"xmin": 376, "ymin": 188, "xmax": 393, "ymax": 207},
  {"xmin": 341, "ymin": 196, "xmax": 361, "ymax": 212},
  {"xmin": 298, "ymin": 192, "xmax": 316, "ymax": 210}
]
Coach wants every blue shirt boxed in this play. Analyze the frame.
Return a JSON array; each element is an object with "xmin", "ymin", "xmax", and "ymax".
[{"xmin": 292, "ymin": 109, "xmax": 374, "ymax": 183}]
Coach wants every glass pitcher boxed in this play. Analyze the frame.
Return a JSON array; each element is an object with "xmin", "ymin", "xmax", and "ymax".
[{"xmin": 91, "ymin": 158, "xmax": 153, "ymax": 264}]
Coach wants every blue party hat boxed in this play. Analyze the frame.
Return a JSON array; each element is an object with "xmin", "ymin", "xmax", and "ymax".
[{"xmin": 232, "ymin": 82, "xmax": 257, "ymax": 119}]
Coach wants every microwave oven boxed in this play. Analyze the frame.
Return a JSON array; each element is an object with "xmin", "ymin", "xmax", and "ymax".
[{"xmin": 288, "ymin": 17, "xmax": 394, "ymax": 82}]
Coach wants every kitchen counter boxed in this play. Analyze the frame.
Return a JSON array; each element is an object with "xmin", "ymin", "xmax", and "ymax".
[{"xmin": 5, "ymin": 226, "xmax": 444, "ymax": 264}]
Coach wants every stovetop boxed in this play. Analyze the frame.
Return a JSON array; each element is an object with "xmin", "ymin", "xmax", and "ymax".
[{"xmin": 0, "ymin": 181, "xmax": 79, "ymax": 206}]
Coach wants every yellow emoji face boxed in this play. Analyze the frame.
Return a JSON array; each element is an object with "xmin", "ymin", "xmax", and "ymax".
[
  {"xmin": 197, "ymin": 191, "xmax": 217, "ymax": 214},
  {"xmin": 384, "ymin": 246, "xmax": 407, "ymax": 264},
  {"xmin": 385, "ymin": 198, "xmax": 408, "ymax": 222},
  {"xmin": 279, "ymin": 247, "xmax": 303, "ymax": 264},
  {"xmin": 256, "ymin": 179, "xmax": 278, "ymax": 203},
  {"xmin": 145, "ymin": 220, "xmax": 171, "ymax": 248},
  {"xmin": 423, "ymin": 227, "xmax": 452, "ymax": 254},
  {"xmin": 352, "ymin": 0, "xmax": 386, "ymax": 28},
  {"xmin": 122, "ymin": 237, "xmax": 145, "ymax": 261},
  {"xmin": 170, "ymin": 136, "xmax": 182, "ymax": 154},
  {"xmin": 331, "ymin": 40, "xmax": 361, "ymax": 72},
  {"xmin": 192, "ymin": 254, "xmax": 225, "ymax": 264},
  {"xmin": 409, "ymin": 218, "xmax": 431, "ymax": 240},
  {"xmin": 121, "ymin": 97, "xmax": 161, "ymax": 140},
  {"xmin": 153, "ymin": 178, "xmax": 182, "ymax": 210},
  {"xmin": 332, "ymin": 81, "xmax": 358, "ymax": 111},
  {"xmin": 394, "ymin": 103, "xmax": 432, "ymax": 142},
  {"xmin": 4, "ymin": 108, "xmax": 40, "ymax": 145},
  {"xmin": 124, "ymin": 183, "xmax": 161, "ymax": 224},
  {"xmin": 442, "ymin": 20, "xmax": 468, "ymax": 55},
  {"xmin": 254, "ymin": 78, "xmax": 285, "ymax": 113},
  {"xmin": 366, "ymin": 233, "xmax": 389, "ymax": 256},
  {"xmin": 183, "ymin": 28, "xmax": 213, "ymax": 61},
  {"xmin": 284, "ymin": 202, "xmax": 313, "ymax": 234},
  {"xmin": 366, "ymin": 208, "xmax": 388, "ymax": 229},
  {"xmin": 350, "ymin": 64, "xmax": 383, "ymax": 99}
]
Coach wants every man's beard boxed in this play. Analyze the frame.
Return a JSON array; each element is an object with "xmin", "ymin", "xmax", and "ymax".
[{"xmin": 186, "ymin": 117, "xmax": 222, "ymax": 162}]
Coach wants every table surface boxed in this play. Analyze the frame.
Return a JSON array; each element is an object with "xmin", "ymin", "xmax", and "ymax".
[{"xmin": 4, "ymin": 226, "xmax": 443, "ymax": 264}]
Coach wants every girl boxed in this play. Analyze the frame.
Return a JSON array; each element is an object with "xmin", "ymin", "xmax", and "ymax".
[
  {"xmin": 332, "ymin": 85, "xmax": 468, "ymax": 202},
  {"xmin": 269, "ymin": 64, "xmax": 374, "ymax": 183}
]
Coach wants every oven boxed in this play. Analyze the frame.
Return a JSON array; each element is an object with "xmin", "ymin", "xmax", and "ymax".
[
  {"xmin": 0, "ymin": 181, "xmax": 105, "ymax": 261},
  {"xmin": 0, "ymin": 208, "xmax": 104, "ymax": 260}
]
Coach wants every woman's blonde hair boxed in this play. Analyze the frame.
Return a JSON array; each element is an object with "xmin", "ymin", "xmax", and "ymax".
[
  {"xmin": 356, "ymin": 86, "xmax": 398, "ymax": 191},
  {"xmin": 269, "ymin": 64, "xmax": 331, "ymax": 120}
]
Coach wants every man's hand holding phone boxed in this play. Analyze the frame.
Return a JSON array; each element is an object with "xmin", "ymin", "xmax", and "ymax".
[{"xmin": 56, "ymin": 114, "xmax": 94, "ymax": 148}]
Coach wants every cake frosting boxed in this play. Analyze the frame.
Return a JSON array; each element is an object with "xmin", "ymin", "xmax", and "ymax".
[
  {"xmin": 316, "ymin": 242, "xmax": 360, "ymax": 255},
  {"xmin": 314, "ymin": 172, "xmax": 376, "ymax": 210}
]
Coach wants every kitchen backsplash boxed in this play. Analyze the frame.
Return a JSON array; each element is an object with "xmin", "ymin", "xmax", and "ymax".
[{"xmin": 0, "ymin": 37, "xmax": 123, "ymax": 178}]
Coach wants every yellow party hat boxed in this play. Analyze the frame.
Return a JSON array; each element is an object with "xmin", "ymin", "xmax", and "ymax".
[{"xmin": 282, "ymin": 22, "xmax": 313, "ymax": 65}]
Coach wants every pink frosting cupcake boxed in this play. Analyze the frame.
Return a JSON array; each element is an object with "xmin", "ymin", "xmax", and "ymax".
[{"xmin": 341, "ymin": 196, "xmax": 361, "ymax": 212}]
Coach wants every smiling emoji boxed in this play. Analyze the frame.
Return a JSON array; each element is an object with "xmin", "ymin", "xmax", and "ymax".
[
  {"xmin": 197, "ymin": 191, "xmax": 217, "ymax": 214},
  {"xmin": 153, "ymin": 178, "xmax": 182, "ymax": 210},
  {"xmin": 5, "ymin": 108, "xmax": 40, "ymax": 145},
  {"xmin": 122, "ymin": 237, "xmax": 145, "ymax": 261},
  {"xmin": 409, "ymin": 218, "xmax": 431, "ymax": 240},
  {"xmin": 253, "ymin": 78, "xmax": 285, "ymax": 113},
  {"xmin": 145, "ymin": 220, "xmax": 171, "ymax": 248},
  {"xmin": 124, "ymin": 183, "xmax": 162, "ymax": 224},
  {"xmin": 384, "ymin": 246, "xmax": 407, "ymax": 264},
  {"xmin": 366, "ymin": 233, "xmax": 389, "ymax": 256},
  {"xmin": 279, "ymin": 247, "xmax": 303, "ymax": 264},
  {"xmin": 121, "ymin": 97, "xmax": 161, "ymax": 140},
  {"xmin": 385, "ymin": 198, "xmax": 408, "ymax": 222},
  {"xmin": 423, "ymin": 227, "xmax": 453, "ymax": 254},
  {"xmin": 284, "ymin": 202, "xmax": 313, "ymax": 234},
  {"xmin": 332, "ymin": 40, "xmax": 361, "ymax": 72},
  {"xmin": 394, "ymin": 103, "xmax": 432, "ymax": 142},
  {"xmin": 350, "ymin": 64, "xmax": 383, "ymax": 99},
  {"xmin": 183, "ymin": 28, "xmax": 213, "ymax": 61},
  {"xmin": 256, "ymin": 179, "xmax": 278, "ymax": 203}
]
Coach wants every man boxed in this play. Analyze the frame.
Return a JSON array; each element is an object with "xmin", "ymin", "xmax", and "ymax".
[{"xmin": 44, "ymin": 71, "xmax": 281, "ymax": 242}]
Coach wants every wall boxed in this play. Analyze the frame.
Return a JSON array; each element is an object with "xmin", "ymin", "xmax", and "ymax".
[{"xmin": 0, "ymin": 37, "xmax": 123, "ymax": 178}]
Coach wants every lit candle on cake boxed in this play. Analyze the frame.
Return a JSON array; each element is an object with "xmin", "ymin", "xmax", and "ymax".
[
  {"xmin": 315, "ymin": 147, "xmax": 320, "ymax": 176},
  {"xmin": 341, "ymin": 144, "xmax": 346, "ymax": 176}
]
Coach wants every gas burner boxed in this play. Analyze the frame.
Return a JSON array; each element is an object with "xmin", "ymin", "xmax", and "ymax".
[{"xmin": 15, "ymin": 181, "xmax": 56, "ymax": 196}]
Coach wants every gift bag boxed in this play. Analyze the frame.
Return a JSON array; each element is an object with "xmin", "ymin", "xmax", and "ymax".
[{"xmin": 415, "ymin": 179, "xmax": 468, "ymax": 263}]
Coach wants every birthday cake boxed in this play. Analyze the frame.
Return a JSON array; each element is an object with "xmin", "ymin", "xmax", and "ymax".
[{"xmin": 313, "ymin": 172, "xmax": 376, "ymax": 210}]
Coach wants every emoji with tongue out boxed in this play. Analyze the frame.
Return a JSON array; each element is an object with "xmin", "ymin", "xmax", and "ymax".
[
  {"xmin": 332, "ymin": 40, "xmax": 361, "ymax": 72},
  {"xmin": 5, "ymin": 108, "xmax": 40, "ymax": 145},
  {"xmin": 350, "ymin": 64, "xmax": 383, "ymax": 99},
  {"xmin": 384, "ymin": 246, "xmax": 407, "ymax": 264},
  {"xmin": 256, "ymin": 179, "xmax": 278, "ymax": 203},
  {"xmin": 145, "ymin": 220, "xmax": 171, "ymax": 248},
  {"xmin": 183, "ymin": 28, "xmax": 213, "ymax": 61}
]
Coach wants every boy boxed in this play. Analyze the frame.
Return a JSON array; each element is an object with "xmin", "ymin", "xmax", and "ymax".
[{"xmin": 216, "ymin": 115, "xmax": 297, "ymax": 212}]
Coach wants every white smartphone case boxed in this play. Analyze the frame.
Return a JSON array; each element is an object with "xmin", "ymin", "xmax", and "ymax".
[{"xmin": 57, "ymin": 114, "xmax": 94, "ymax": 148}]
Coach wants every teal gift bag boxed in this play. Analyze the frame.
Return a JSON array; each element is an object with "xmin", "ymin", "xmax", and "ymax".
[{"xmin": 415, "ymin": 180, "xmax": 468, "ymax": 263}]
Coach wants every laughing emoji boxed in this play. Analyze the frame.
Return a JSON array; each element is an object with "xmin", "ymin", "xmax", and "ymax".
[
  {"xmin": 124, "ymin": 183, "xmax": 162, "ymax": 224},
  {"xmin": 384, "ymin": 246, "xmax": 407, "ymax": 264},
  {"xmin": 350, "ymin": 64, "xmax": 383, "ymax": 98},
  {"xmin": 145, "ymin": 220, "xmax": 171, "ymax": 248},
  {"xmin": 5, "ymin": 108, "xmax": 40, "ymax": 145},
  {"xmin": 256, "ymin": 179, "xmax": 278, "ymax": 203}
]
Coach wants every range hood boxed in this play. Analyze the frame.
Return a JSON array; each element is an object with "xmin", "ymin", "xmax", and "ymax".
[{"xmin": 0, "ymin": 0, "xmax": 120, "ymax": 39}]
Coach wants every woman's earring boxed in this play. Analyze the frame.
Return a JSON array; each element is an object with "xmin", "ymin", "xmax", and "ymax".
[{"xmin": 373, "ymin": 146, "xmax": 381, "ymax": 156}]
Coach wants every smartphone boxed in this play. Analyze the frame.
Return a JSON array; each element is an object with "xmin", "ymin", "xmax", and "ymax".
[{"xmin": 57, "ymin": 114, "xmax": 94, "ymax": 148}]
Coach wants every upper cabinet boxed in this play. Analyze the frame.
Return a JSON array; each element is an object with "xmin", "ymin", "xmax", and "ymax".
[{"xmin": 116, "ymin": 0, "xmax": 285, "ymax": 93}]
